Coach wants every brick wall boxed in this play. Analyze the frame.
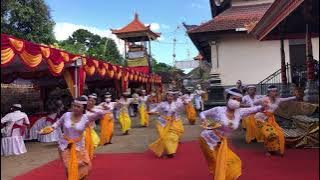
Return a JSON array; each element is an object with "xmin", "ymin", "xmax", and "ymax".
[{"xmin": 1, "ymin": 84, "xmax": 42, "ymax": 115}]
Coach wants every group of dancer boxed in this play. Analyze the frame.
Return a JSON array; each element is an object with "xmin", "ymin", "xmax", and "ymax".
[
  {"xmin": 198, "ymin": 85, "xmax": 297, "ymax": 180},
  {"xmin": 36, "ymin": 89, "xmax": 163, "ymax": 179},
  {"xmin": 2, "ymin": 83, "xmax": 298, "ymax": 180}
]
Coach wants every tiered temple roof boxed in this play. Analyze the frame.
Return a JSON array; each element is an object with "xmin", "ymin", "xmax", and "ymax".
[{"xmin": 111, "ymin": 13, "xmax": 160, "ymax": 42}]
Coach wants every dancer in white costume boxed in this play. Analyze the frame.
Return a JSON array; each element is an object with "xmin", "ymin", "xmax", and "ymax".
[
  {"xmin": 116, "ymin": 91, "xmax": 134, "ymax": 135},
  {"xmin": 1, "ymin": 104, "xmax": 30, "ymax": 156},
  {"xmin": 138, "ymin": 89, "xmax": 150, "ymax": 127},
  {"xmin": 194, "ymin": 84, "xmax": 206, "ymax": 112}
]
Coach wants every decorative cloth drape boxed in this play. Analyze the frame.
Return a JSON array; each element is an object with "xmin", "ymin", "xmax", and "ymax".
[
  {"xmin": 63, "ymin": 67, "xmax": 86, "ymax": 98},
  {"xmin": 1, "ymin": 33, "xmax": 162, "ymax": 98}
]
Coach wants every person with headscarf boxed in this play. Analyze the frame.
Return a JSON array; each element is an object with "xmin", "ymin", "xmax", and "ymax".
[
  {"xmin": 240, "ymin": 85, "xmax": 264, "ymax": 143},
  {"xmin": 138, "ymin": 89, "xmax": 150, "ymax": 127},
  {"xmin": 253, "ymin": 85, "xmax": 297, "ymax": 156},
  {"xmin": 183, "ymin": 88, "xmax": 197, "ymax": 125},
  {"xmin": 199, "ymin": 88, "xmax": 268, "ymax": 180},
  {"xmin": 1, "ymin": 104, "xmax": 29, "ymax": 156},
  {"xmin": 39, "ymin": 96, "xmax": 93, "ymax": 180},
  {"xmin": 194, "ymin": 84, "xmax": 206, "ymax": 112},
  {"xmin": 116, "ymin": 90, "xmax": 134, "ymax": 135},
  {"xmin": 148, "ymin": 90, "xmax": 187, "ymax": 158},
  {"xmin": 97, "ymin": 92, "xmax": 116, "ymax": 145}
]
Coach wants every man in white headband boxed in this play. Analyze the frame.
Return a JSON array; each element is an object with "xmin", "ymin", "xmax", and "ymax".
[
  {"xmin": 12, "ymin": 104, "xmax": 22, "ymax": 109},
  {"xmin": 1, "ymin": 104, "xmax": 30, "ymax": 156},
  {"xmin": 241, "ymin": 85, "xmax": 263, "ymax": 107},
  {"xmin": 267, "ymin": 85, "xmax": 278, "ymax": 92}
]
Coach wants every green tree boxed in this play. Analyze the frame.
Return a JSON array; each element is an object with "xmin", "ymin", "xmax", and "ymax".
[
  {"xmin": 1, "ymin": 0, "xmax": 56, "ymax": 44},
  {"xmin": 58, "ymin": 29, "xmax": 123, "ymax": 65},
  {"xmin": 151, "ymin": 58, "xmax": 183, "ymax": 74},
  {"xmin": 104, "ymin": 39, "xmax": 123, "ymax": 65}
]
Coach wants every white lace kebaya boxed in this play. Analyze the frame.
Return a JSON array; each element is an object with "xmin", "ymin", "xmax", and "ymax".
[{"xmin": 199, "ymin": 106, "xmax": 262, "ymax": 150}]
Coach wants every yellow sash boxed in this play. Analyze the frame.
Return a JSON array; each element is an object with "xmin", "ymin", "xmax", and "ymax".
[
  {"xmin": 63, "ymin": 135, "xmax": 82, "ymax": 180},
  {"xmin": 84, "ymin": 127, "xmax": 94, "ymax": 159}
]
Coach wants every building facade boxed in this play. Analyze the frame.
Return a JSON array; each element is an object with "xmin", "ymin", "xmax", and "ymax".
[{"xmin": 186, "ymin": 0, "xmax": 319, "ymax": 86}]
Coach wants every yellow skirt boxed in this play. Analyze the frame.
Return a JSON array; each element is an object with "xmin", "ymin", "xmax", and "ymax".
[
  {"xmin": 199, "ymin": 137, "xmax": 241, "ymax": 180},
  {"xmin": 83, "ymin": 127, "xmax": 100, "ymax": 160},
  {"xmin": 257, "ymin": 112, "xmax": 285, "ymax": 154},
  {"xmin": 84, "ymin": 128, "xmax": 94, "ymax": 160},
  {"xmin": 119, "ymin": 110, "xmax": 131, "ymax": 133},
  {"xmin": 139, "ymin": 104, "xmax": 149, "ymax": 126},
  {"xmin": 59, "ymin": 148, "xmax": 92, "ymax": 180},
  {"xmin": 91, "ymin": 128, "xmax": 100, "ymax": 149},
  {"xmin": 185, "ymin": 102, "xmax": 197, "ymax": 125},
  {"xmin": 244, "ymin": 115, "xmax": 264, "ymax": 143},
  {"xmin": 149, "ymin": 117, "xmax": 184, "ymax": 157},
  {"xmin": 99, "ymin": 113, "xmax": 114, "ymax": 145}
]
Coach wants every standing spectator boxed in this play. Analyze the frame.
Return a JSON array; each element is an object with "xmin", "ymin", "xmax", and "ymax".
[{"xmin": 236, "ymin": 80, "xmax": 246, "ymax": 95}]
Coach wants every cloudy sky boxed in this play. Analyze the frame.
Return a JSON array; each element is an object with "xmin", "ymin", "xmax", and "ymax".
[{"xmin": 46, "ymin": 0, "xmax": 212, "ymax": 71}]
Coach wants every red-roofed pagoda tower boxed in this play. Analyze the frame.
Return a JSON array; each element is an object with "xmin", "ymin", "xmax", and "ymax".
[{"xmin": 112, "ymin": 13, "xmax": 160, "ymax": 74}]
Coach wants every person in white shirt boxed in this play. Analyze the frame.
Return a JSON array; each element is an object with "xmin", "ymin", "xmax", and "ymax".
[{"xmin": 1, "ymin": 104, "xmax": 30, "ymax": 156}]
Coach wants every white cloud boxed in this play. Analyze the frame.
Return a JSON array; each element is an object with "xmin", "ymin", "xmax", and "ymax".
[
  {"xmin": 54, "ymin": 22, "xmax": 125, "ymax": 54},
  {"xmin": 144, "ymin": 23, "xmax": 160, "ymax": 31}
]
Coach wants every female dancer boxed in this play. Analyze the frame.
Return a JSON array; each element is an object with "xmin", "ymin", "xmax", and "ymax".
[
  {"xmin": 194, "ymin": 84, "xmax": 206, "ymax": 112},
  {"xmin": 138, "ymin": 90, "xmax": 150, "ymax": 127},
  {"xmin": 116, "ymin": 91, "xmax": 133, "ymax": 135},
  {"xmin": 148, "ymin": 90, "xmax": 187, "ymax": 158},
  {"xmin": 39, "ymin": 96, "xmax": 94, "ymax": 180},
  {"xmin": 253, "ymin": 85, "xmax": 297, "ymax": 156},
  {"xmin": 183, "ymin": 89, "xmax": 197, "ymax": 125},
  {"xmin": 241, "ymin": 85, "xmax": 264, "ymax": 143},
  {"xmin": 84, "ymin": 94, "xmax": 105, "ymax": 159},
  {"xmin": 98, "ymin": 92, "xmax": 116, "ymax": 145},
  {"xmin": 199, "ymin": 88, "xmax": 268, "ymax": 180}
]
